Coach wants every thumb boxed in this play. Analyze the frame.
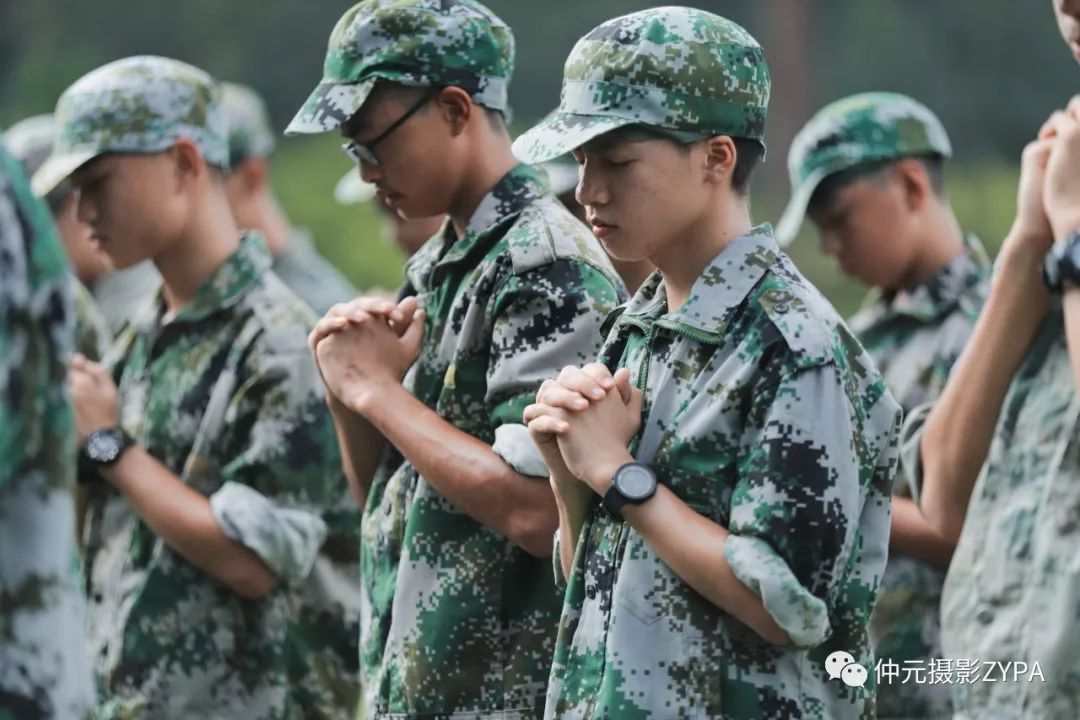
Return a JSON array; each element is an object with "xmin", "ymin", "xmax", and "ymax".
[
  {"xmin": 613, "ymin": 368, "xmax": 634, "ymax": 405},
  {"xmin": 399, "ymin": 308, "xmax": 426, "ymax": 353},
  {"xmin": 628, "ymin": 387, "xmax": 645, "ymax": 418}
]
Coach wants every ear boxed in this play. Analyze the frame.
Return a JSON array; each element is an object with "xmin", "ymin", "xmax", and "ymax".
[
  {"xmin": 702, "ymin": 135, "xmax": 737, "ymax": 187},
  {"xmin": 170, "ymin": 138, "xmax": 209, "ymax": 188},
  {"xmin": 895, "ymin": 158, "xmax": 930, "ymax": 212},
  {"xmin": 435, "ymin": 86, "xmax": 473, "ymax": 136}
]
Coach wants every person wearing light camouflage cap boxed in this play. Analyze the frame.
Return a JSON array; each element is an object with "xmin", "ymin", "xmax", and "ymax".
[
  {"xmin": 781, "ymin": 93, "xmax": 991, "ymax": 719},
  {"xmin": 34, "ymin": 55, "xmax": 359, "ymax": 718},
  {"xmin": 5, "ymin": 115, "xmax": 112, "ymax": 362},
  {"xmin": 0, "ymin": 134, "xmax": 95, "ymax": 720},
  {"xmin": 291, "ymin": 1, "xmax": 626, "ymax": 717},
  {"xmin": 516, "ymin": 7, "xmax": 900, "ymax": 718},
  {"xmin": 897, "ymin": 4, "xmax": 1080, "ymax": 717},
  {"xmin": 220, "ymin": 82, "xmax": 357, "ymax": 315}
]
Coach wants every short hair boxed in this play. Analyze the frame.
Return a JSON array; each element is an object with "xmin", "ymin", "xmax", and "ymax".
[
  {"xmin": 731, "ymin": 137, "xmax": 764, "ymax": 196},
  {"xmin": 809, "ymin": 154, "xmax": 946, "ymax": 212}
]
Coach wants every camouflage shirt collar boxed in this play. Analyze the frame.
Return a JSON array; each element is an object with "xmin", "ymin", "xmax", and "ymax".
[
  {"xmin": 861, "ymin": 233, "xmax": 990, "ymax": 324},
  {"xmin": 623, "ymin": 224, "xmax": 779, "ymax": 342},
  {"xmin": 133, "ymin": 231, "xmax": 270, "ymax": 332},
  {"xmin": 438, "ymin": 163, "xmax": 550, "ymax": 266}
]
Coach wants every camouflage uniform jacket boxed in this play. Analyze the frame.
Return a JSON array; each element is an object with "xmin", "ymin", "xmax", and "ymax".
[
  {"xmin": 546, "ymin": 225, "xmax": 901, "ymax": 720},
  {"xmin": 850, "ymin": 236, "xmax": 989, "ymax": 718},
  {"xmin": 272, "ymin": 228, "xmax": 357, "ymax": 316},
  {"xmin": 901, "ymin": 306, "xmax": 1080, "ymax": 719},
  {"xmin": 0, "ymin": 143, "xmax": 95, "ymax": 719},
  {"xmin": 361, "ymin": 164, "xmax": 626, "ymax": 719},
  {"xmin": 82, "ymin": 232, "xmax": 361, "ymax": 719}
]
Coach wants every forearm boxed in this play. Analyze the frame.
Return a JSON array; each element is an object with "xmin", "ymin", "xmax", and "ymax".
[
  {"xmin": 328, "ymin": 393, "xmax": 386, "ymax": 509},
  {"xmin": 102, "ymin": 447, "xmax": 277, "ymax": 598},
  {"xmin": 888, "ymin": 496, "xmax": 954, "ymax": 570},
  {"xmin": 1063, "ymin": 289, "xmax": 1080, "ymax": 393},
  {"xmin": 353, "ymin": 383, "xmax": 558, "ymax": 557},
  {"xmin": 919, "ymin": 237, "xmax": 1050, "ymax": 540},
  {"xmin": 550, "ymin": 469, "xmax": 593, "ymax": 580},
  {"xmin": 623, "ymin": 485, "xmax": 790, "ymax": 645}
]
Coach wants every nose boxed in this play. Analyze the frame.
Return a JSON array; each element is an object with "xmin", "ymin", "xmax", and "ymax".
[
  {"xmin": 358, "ymin": 161, "xmax": 382, "ymax": 185},
  {"xmin": 575, "ymin": 163, "xmax": 609, "ymax": 208}
]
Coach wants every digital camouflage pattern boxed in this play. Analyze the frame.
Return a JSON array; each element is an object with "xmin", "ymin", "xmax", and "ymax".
[
  {"xmin": 221, "ymin": 81, "xmax": 277, "ymax": 166},
  {"xmin": 901, "ymin": 308, "xmax": 1080, "ymax": 719},
  {"xmin": 361, "ymin": 164, "xmax": 625, "ymax": 718},
  {"xmin": 511, "ymin": 7, "xmax": 770, "ymax": 165},
  {"xmin": 82, "ymin": 233, "xmax": 361, "ymax": 719},
  {"xmin": 0, "ymin": 142, "xmax": 95, "ymax": 719},
  {"xmin": 777, "ymin": 92, "xmax": 953, "ymax": 246},
  {"xmin": 3, "ymin": 115, "xmax": 113, "ymax": 362},
  {"xmin": 546, "ymin": 225, "xmax": 901, "ymax": 720},
  {"xmin": 286, "ymin": 0, "xmax": 514, "ymax": 135},
  {"xmin": 32, "ymin": 55, "xmax": 229, "ymax": 197},
  {"xmin": 849, "ymin": 234, "xmax": 989, "ymax": 719},
  {"xmin": 271, "ymin": 229, "xmax": 358, "ymax": 315}
]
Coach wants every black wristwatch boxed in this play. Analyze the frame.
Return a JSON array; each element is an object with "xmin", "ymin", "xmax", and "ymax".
[
  {"xmin": 81, "ymin": 427, "xmax": 133, "ymax": 467},
  {"xmin": 601, "ymin": 462, "xmax": 658, "ymax": 518},
  {"xmin": 1042, "ymin": 229, "xmax": 1080, "ymax": 294}
]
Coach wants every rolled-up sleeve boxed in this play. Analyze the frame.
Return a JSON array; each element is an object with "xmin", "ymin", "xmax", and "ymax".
[
  {"xmin": 213, "ymin": 346, "xmax": 344, "ymax": 584},
  {"xmin": 724, "ymin": 364, "xmax": 889, "ymax": 647},
  {"xmin": 487, "ymin": 260, "xmax": 622, "ymax": 477}
]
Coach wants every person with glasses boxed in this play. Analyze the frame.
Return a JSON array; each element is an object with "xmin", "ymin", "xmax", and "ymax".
[{"xmin": 287, "ymin": 1, "xmax": 626, "ymax": 718}]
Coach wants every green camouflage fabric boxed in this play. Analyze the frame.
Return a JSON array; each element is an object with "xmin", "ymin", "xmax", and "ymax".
[
  {"xmin": 272, "ymin": 229, "xmax": 358, "ymax": 316},
  {"xmin": 0, "ymin": 141, "xmax": 95, "ymax": 719},
  {"xmin": 72, "ymin": 277, "xmax": 111, "ymax": 361},
  {"xmin": 512, "ymin": 7, "xmax": 770, "ymax": 165},
  {"xmin": 777, "ymin": 92, "xmax": 952, "ymax": 246},
  {"xmin": 32, "ymin": 55, "xmax": 228, "ymax": 197},
  {"xmin": 361, "ymin": 164, "xmax": 625, "ymax": 719},
  {"xmin": 82, "ymin": 233, "xmax": 361, "ymax": 719},
  {"xmin": 222, "ymin": 81, "xmax": 276, "ymax": 166},
  {"xmin": 901, "ymin": 308, "xmax": 1080, "ymax": 719},
  {"xmin": 286, "ymin": 0, "xmax": 514, "ymax": 134},
  {"xmin": 849, "ymin": 234, "xmax": 990, "ymax": 719},
  {"xmin": 546, "ymin": 225, "xmax": 901, "ymax": 720}
]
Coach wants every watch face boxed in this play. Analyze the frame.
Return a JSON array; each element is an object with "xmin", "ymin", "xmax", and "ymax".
[
  {"xmin": 87, "ymin": 431, "xmax": 122, "ymax": 463},
  {"xmin": 616, "ymin": 464, "xmax": 656, "ymax": 500}
]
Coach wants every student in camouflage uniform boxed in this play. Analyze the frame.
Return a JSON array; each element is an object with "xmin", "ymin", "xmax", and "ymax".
[
  {"xmin": 333, "ymin": 167, "xmax": 446, "ymax": 259},
  {"xmin": 221, "ymin": 82, "xmax": 358, "ymax": 315},
  {"xmin": 900, "ymin": 2, "xmax": 1080, "ymax": 716},
  {"xmin": 516, "ymin": 8, "xmax": 902, "ymax": 718},
  {"xmin": 32, "ymin": 55, "xmax": 360, "ymax": 719},
  {"xmin": 5, "ymin": 115, "xmax": 112, "ymax": 361},
  {"xmin": 777, "ymin": 92, "xmax": 991, "ymax": 719},
  {"xmin": 289, "ymin": 1, "xmax": 625, "ymax": 717},
  {"xmin": 0, "ymin": 138, "xmax": 95, "ymax": 719}
]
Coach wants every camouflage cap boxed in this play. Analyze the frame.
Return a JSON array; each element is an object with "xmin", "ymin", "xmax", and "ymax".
[
  {"xmin": 776, "ymin": 91, "xmax": 952, "ymax": 246},
  {"xmin": 512, "ymin": 7, "xmax": 770, "ymax": 165},
  {"xmin": 286, "ymin": 0, "xmax": 514, "ymax": 135},
  {"xmin": 3, "ymin": 114, "xmax": 57, "ymax": 180},
  {"xmin": 334, "ymin": 168, "xmax": 377, "ymax": 204},
  {"xmin": 222, "ymin": 82, "xmax": 276, "ymax": 167},
  {"xmin": 32, "ymin": 55, "xmax": 228, "ymax": 197}
]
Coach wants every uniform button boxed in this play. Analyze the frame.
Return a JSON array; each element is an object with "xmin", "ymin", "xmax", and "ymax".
[
  {"xmin": 774, "ymin": 302, "xmax": 790, "ymax": 314},
  {"xmin": 93, "ymin": 593, "xmax": 103, "ymax": 603},
  {"xmin": 586, "ymin": 584, "xmax": 597, "ymax": 600},
  {"xmin": 976, "ymin": 606, "xmax": 994, "ymax": 625}
]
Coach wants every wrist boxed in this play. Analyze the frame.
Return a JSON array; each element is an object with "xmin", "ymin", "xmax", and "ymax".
[
  {"xmin": 344, "ymin": 377, "xmax": 401, "ymax": 416},
  {"xmin": 583, "ymin": 451, "xmax": 635, "ymax": 495}
]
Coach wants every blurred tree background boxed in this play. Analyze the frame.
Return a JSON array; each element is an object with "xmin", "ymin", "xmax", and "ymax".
[{"xmin": 2, "ymin": 0, "xmax": 1075, "ymax": 314}]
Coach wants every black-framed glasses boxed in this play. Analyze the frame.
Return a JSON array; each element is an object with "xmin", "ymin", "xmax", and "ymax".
[{"xmin": 342, "ymin": 87, "xmax": 439, "ymax": 167}]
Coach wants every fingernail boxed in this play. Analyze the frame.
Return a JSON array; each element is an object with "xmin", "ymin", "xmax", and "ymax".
[
  {"xmin": 576, "ymin": 399, "xmax": 589, "ymax": 409},
  {"xmin": 592, "ymin": 389, "xmax": 605, "ymax": 399}
]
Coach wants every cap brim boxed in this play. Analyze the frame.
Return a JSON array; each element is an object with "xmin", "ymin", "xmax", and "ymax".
[
  {"xmin": 512, "ymin": 112, "xmax": 635, "ymax": 165},
  {"xmin": 775, "ymin": 166, "xmax": 832, "ymax": 248},
  {"xmin": 31, "ymin": 149, "xmax": 98, "ymax": 198},
  {"xmin": 285, "ymin": 78, "xmax": 377, "ymax": 136},
  {"xmin": 334, "ymin": 169, "xmax": 377, "ymax": 205}
]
